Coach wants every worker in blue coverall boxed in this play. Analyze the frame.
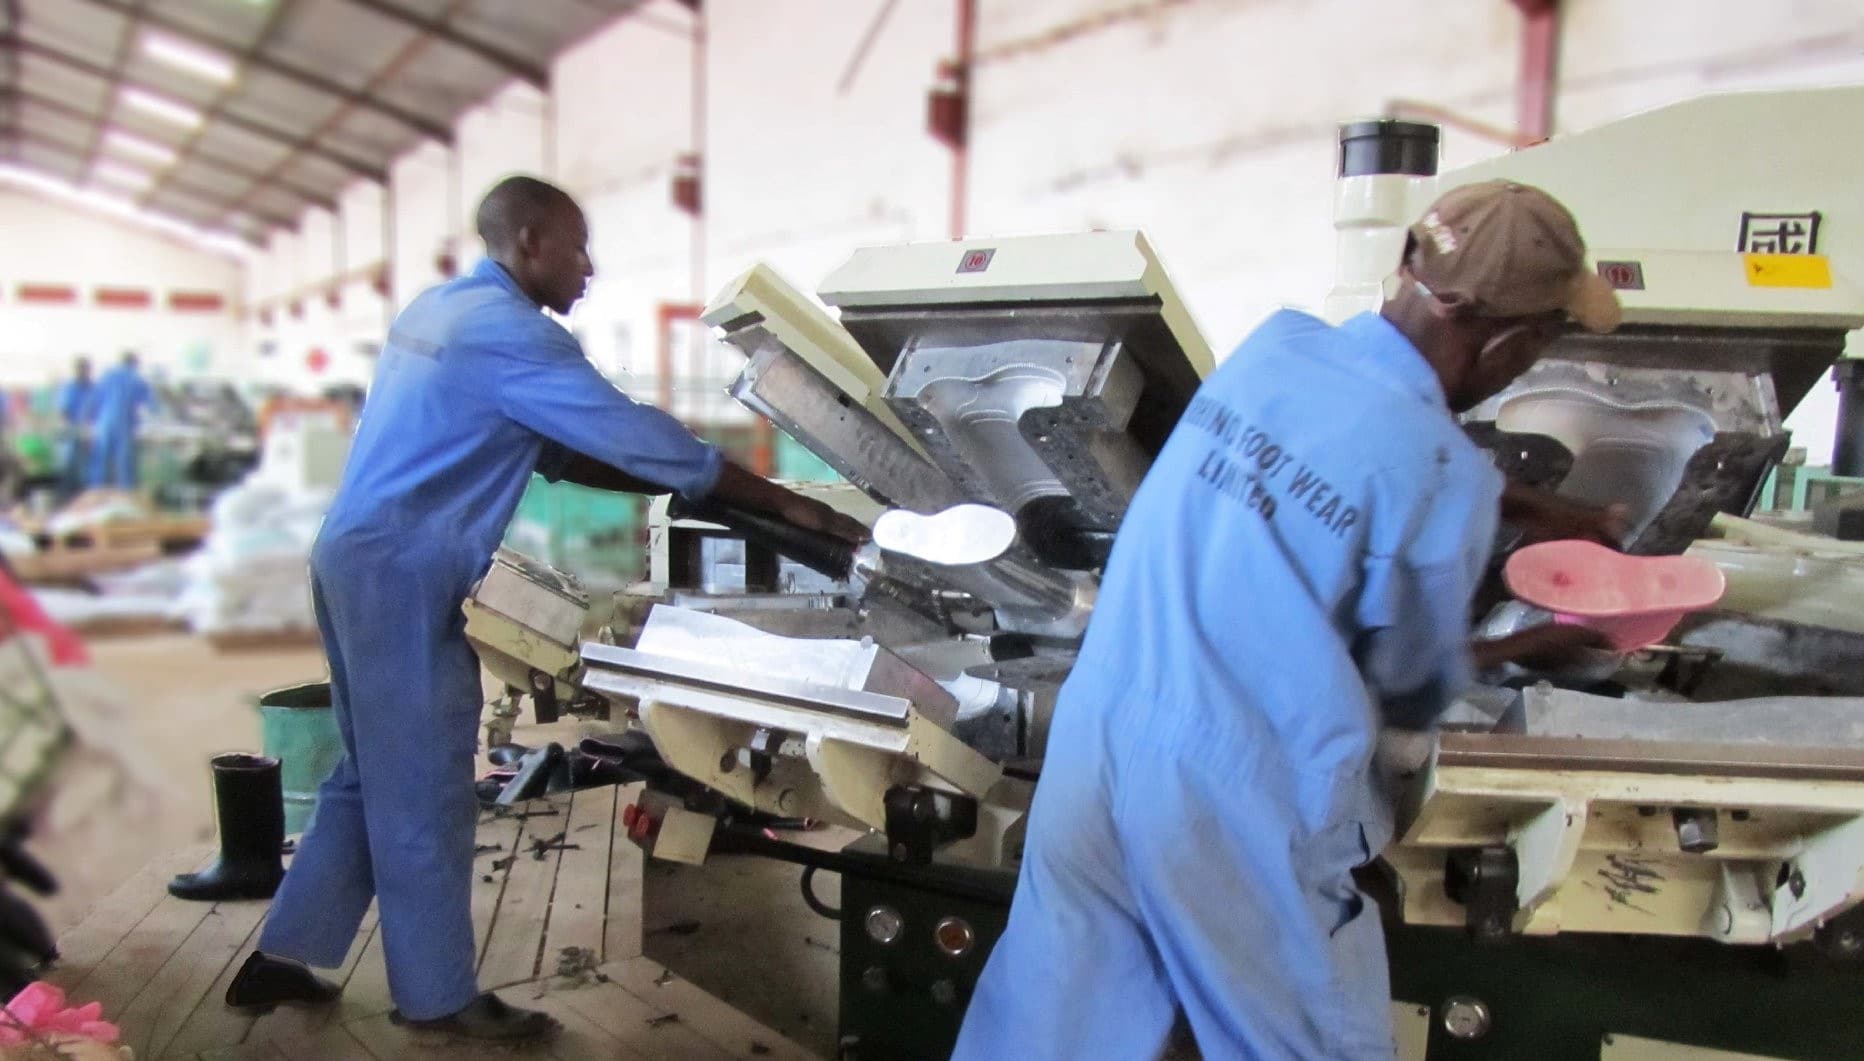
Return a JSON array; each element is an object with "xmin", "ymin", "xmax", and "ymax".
[
  {"xmin": 953, "ymin": 181, "xmax": 1626, "ymax": 1060},
  {"xmin": 56, "ymin": 357, "xmax": 95, "ymax": 500},
  {"xmin": 85, "ymin": 352, "xmax": 154, "ymax": 489},
  {"xmin": 220, "ymin": 176, "xmax": 867, "ymax": 1042}
]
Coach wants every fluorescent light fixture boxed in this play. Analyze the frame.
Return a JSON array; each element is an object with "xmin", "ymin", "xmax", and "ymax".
[
  {"xmin": 104, "ymin": 129, "xmax": 179, "ymax": 166},
  {"xmin": 120, "ymin": 87, "xmax": 205, "ymax": 128},
  {"xmin": 93, "ymin": 161, "xmax": 155, "ymax": 189},
  {"xmin": 0, "ymin": 164, "xmax": 253, "ymax": 259},
  {"xmin": 141, "ymin": 32, "xmax": 237, "ymax": 84}
]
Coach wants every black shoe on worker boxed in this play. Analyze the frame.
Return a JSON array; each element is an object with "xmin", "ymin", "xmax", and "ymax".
[
  {"xmin": 225, "ymin": 951, "xmax": 342, "ymax": 1013},
  {"xmin": 390, "ymin": 993, "xmax": 560, "ymax": 1042}
]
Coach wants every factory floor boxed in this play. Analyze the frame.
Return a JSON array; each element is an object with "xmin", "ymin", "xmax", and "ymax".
[
  {"xmin": 36, "ymin": 631, "xmax": 819, "ymax": 1059},
  {"xmin": 35, "ymin": 632, "xmax": 328, "ymax": 938}
]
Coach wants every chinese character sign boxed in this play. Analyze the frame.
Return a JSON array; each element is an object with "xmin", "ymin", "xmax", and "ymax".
[{"xmin": 1738, "ymin": 211, "xmax": 1822, "ymax": 255}]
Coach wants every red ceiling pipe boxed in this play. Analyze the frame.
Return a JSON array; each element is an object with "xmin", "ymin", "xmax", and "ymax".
[{"xmin": 1513, "ymin": 0, "xmax": 1561, "ymax": 143}]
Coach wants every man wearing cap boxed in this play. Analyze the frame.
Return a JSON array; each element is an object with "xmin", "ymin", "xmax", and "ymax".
[{"xmin": 953, "ymin": 180, "xmax": 1622, "ymax": 1060}]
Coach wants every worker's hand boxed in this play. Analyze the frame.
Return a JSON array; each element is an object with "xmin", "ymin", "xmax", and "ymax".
[
  {"xmin": 1471, "ymin": 623, "xmax": 1614, "ymax": 672},
  {"xmin": 781, "ymin": 493, "xmax": 870, "ymax": 544},
  {"xmin": 1522, "ymin": 496, "xmax": 1631, "ymax": 547}
]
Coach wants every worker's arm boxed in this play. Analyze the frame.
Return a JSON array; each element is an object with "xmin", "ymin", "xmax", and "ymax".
[
  {"xmin": 1353, "ymin": 459, "xmax": 1503, "ymax": 728},
  {"xmin": 494, "ymin": 320, "xmax": 723, "ymax": 498},
  {"xmin": 705, "ymin": 461, "xmax": 869, "ymax": 541},
  {"xmin": 541, "ymin": 445, "xmax": 865, "ymax": 542},
  {"xmin": 500, "ymin": 323, "xmax": 864, "ymax": 541},
  {"xmin": 1501, "ymin": 479, "xmax": 1629, "ymax": 545},
  {"xmin": 543, "ymin": 448, "xmax": 674, "ymax": 495}
]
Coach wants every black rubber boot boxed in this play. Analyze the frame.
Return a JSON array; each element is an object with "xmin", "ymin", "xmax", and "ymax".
[
  {"xmin": 0, "ymin": 826, "xmax": 57, "ymax": 897},
  {"xmin": 168, "ymin": 753, "xmax": 286, "ymax": 902},
  {"xmin": 224, "ymin": 951, "xmax": 341, "ymax": 1013},
  {"xmin": 390, "ymin": 993, "xmax": 560, "ymax": 1042},
  {"xmin": 0, "ymin": 887, "xmax": 56, "ymax": 966}
]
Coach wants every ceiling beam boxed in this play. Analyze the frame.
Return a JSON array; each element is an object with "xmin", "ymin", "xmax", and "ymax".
[
  {"xmin": 136, "ymin": 0, "xmax": 303, "ymax": 222},
  {"xmin": 220, "ymin": 0, "xmax": 467, "ymax": 223},
  {"xmin": 77, "ymin": 0, "xmax": 147, "ymax": 186},
  {"xmin": 6, "ymin": 124, "xmax": 297, "ymax": 228},
  {"xmin": 16, "ymin": 34, "xmax": 388, "ymax": 180},
  {"xmin": 2, "ymin": 2, "xmax": 21, "ymax": 150},
  {"xmin": 76, "ymin": 0, "xmax": 455, "ymax": 141},
  {"xmin": 337, "ymin": 0, "xmax": 548, "ymax": 87},
  {"xmin": 0, "ymin": 167, "xmax": 264, "ymax": 244},
  {"xmin": 13, "ymin": 83, "xmax": 337, "ymax": 210}
]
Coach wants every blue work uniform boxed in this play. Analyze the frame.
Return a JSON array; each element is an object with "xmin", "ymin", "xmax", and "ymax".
[
  {"xmin": 257, "ymin": 258, "xmax": 723, "ymax": 1020},
  {"xmin": 56, "ymin": 377, "xmax": 94, "ymax": 496},
  {"xmin": 954, "ymin": 310, "xmax": 1502, "ymax": 1060},
  {"xmin": 85, "ymin": 365, "xmax": 153, "ymax": 488}
]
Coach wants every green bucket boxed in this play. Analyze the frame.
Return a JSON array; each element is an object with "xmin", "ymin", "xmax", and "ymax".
[{"xmin": 258, "ymin": 682, "xmax": 344, "ymax": 835}]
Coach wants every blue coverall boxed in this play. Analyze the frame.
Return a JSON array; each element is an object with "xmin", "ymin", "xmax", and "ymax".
[
  {"xmin": 257, "ymin": 258, "xmax": 723, "ymax": 1020},
  {"xmin": 85, "ymin": 364, "xmax": 153, "ymax": 489},
  {"xmin": 56, "ymin": 377, "xmax": 94, "ymax": 497},
  {"xmin": 953, "ymin": 310, "xmax": 1502, "ymax": 1060}
]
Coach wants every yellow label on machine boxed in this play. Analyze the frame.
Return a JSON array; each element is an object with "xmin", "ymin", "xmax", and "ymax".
[{"xmin": 1744, "ymin": 253, "xmax": 1832, "ymax": 289}]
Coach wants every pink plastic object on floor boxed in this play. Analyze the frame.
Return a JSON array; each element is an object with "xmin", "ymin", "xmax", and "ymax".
[
  {"xmin": 0, "ymin": 981, "xmax": 121, "ymax": 1047},
  {"xmin": 1503, "ymin": 539, "xmax": 1727, "ymax": 651}
]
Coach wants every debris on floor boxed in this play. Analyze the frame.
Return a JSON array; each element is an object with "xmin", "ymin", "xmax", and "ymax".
[
  {"xmin": 487, "ymin": 804, "xmax": 560, "ymax": 822},
  {"xmin": 555, "ymin": 946, "xmax": 600, "ymax": 981},
  {"xmin": 527, "ymin": 832, "xmax": 580, "ymax": 860}
]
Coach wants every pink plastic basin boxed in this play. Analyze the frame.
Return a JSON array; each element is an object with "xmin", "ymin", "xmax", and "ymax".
[{"xmin": 1502, "ymin": 539, "xmax": 1727, "ymax": 651}]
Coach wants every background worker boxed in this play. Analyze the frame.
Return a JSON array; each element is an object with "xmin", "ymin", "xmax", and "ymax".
[
  {"xmin": 55, "ymin": 357, "xmax": 94, "ymax": 500},
  {"xmin": 86, "ymin": 352, "xmax": 154, "ymax": 490},
  {"xmin": 955, "ymin": 181, "xmax": 1623, "ymax": 1060},
  {"xmin": 221, "ymin": 176, "xmax": 864, "ymax": 1042}
]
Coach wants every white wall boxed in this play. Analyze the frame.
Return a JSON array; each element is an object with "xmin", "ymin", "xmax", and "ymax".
[
  {"xmin": 553, "ymin": 1, "xmax": 698, "ymax": 409},
  {"xmin": 390, "ymin": 141, "xmax": 456, "ymax": 311},
  {"xmin": 0, "ymin": 189, "xmax": 244, "ymax": 386},
  {"xmin": 334, "ymin": 180, "xmax": 392, "ymax": 378},
  {"xmin": 340, "ymin": 181, "xmax": 387, "ymax": 269},
  {"xmin": 457, "ymin": 83, "xmax": 551, "ymax": 241},
  {"xmin": 243, "ymin": 180, "xmax": 391, "ymax": 392},
  {"xmin": 691, "ymin": 0, "xmax": 955, "ymax": 424}
]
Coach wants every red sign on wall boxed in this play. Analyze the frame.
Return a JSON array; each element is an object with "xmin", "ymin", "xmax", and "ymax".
[
  {"xmin": 96, "ymin": 287, "xmax": 154, "ymax": 309},
  {"xmin": 16, "ymin": 283, "xmax": 77, "ymax": 305},
  {"xmin": 169, "ymin": 291, "xmax": 227, "ymax": 313}
]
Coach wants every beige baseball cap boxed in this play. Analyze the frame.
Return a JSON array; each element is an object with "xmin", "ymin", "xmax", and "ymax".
[{"xmin": 1408, "ymin": 180, "xmax": 1622, "ymax": 333}]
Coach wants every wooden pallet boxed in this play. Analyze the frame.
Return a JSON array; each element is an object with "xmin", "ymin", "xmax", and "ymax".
[
  {"xmin": 205, "ymin": 630, "xmax": 325, "ymax": 654},
  {"xmin": 52, "ymin": 786, "xmax": 822, "ymax": 1060},
  {"xmin": 66, "ymin": 615, "xmax": 189, "ymax": 639},
  {"xmin": 29, "ymin": 515, "xmax": 211, "ymax": 553},
  {"xmin": 8, "ymin": 543, "xmax": 165, "ymax": 585},
  {"xmin": 10, "ymin": 513, "xmax": 209, "ymax": 586}
]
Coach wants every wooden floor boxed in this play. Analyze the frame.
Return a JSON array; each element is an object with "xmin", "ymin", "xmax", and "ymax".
[{"xmin": 51, "ymin": 785, "xmax": 821, "ymax": 1060}]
